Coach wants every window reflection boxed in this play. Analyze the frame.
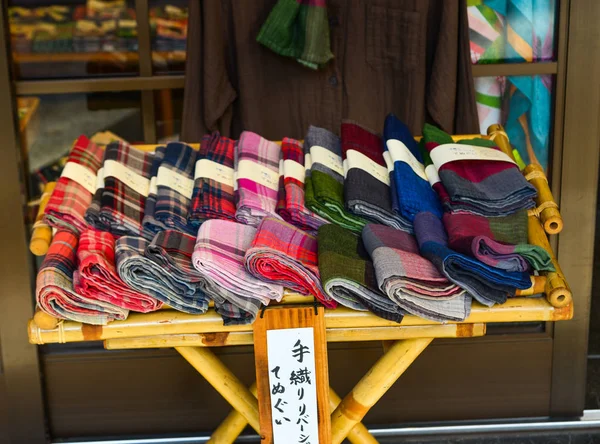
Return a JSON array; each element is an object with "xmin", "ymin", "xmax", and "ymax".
[{"xmin": 150, "ymin": 1, "xmax": 187, "ymax": 74}]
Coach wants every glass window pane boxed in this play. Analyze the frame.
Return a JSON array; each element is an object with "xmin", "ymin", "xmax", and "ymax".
[
  {"xmin": 24, "ymin": 91, "xmax": 143, "ymax": 198},
  {"xmin": 9, "ymin": 1, "xmax": 139, "ymax": 79},
  {"xmin": 150, "ymin": 1, "xmax": 187, "ymax": 75},
  {"xmin": 474, "ymin": 75, "xmax": 553, "ymax": 173},
  {"xmin": 155, "ymin": 88, "xmax": 183, "ymax": 142},
  {"xmin": 468, "ymin": 0, "xmax": 557, "ymax": 64}
]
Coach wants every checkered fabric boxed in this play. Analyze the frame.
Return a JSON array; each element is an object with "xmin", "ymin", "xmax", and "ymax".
[{"xmin": 142, "ymin": 145, "xmax": 167, "ymax": 238}]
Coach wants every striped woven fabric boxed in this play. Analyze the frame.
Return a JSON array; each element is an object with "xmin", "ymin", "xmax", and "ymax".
[
  {"xmin": 317, "ymin": 223, "xmax": 405, "ymax": 323},
  {"xmin": 145, "ymin": 230, "xmax": 261, "ymax": 325},
  {"xmin": 99, "ymin": 141, "xmax": 155, "ymax": 237},
  {"xmin": 256, "ymin": 0, "xmax": 333, "ymax": 70},
  {"xmin": 235, "ymin": 131, "xmax": 282, "ymax": 226},
  {"xmin": 141, "ymin": 146, "xmax": 167, "ymax": 239},
  {"xmin": 362, "ymin": 224, "xmax": 470, "ymax": 322},
  {"xmin": 276, "ymin": 137, "xmax": 328, "ymax": 232},
  {"xmin": 74, "ymin": 229, "xmax": 163, "ymax": 313},
  {"xmin": 245, "ymin": 217, "xmax": 335, "ymax": 307},
  {"xmin": 192, "ymin": 219, "xmax": 284, "ymax": 305},
  {"xmin": 188, "ymin": 132, "xmax": 237, "ymax": 226},
  {"xmin": 342, "ymin": 121, "xmax": 412, "ymax": 232},
  {"xmin": 45, "ymin": 135, "xmax": 104, "ymax": 234},
  {"xmin": 36, "ymin": 230, "xmax": 128, "ymax": 325}
]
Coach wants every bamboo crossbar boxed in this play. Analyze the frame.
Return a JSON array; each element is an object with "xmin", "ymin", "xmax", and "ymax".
[{"xmin": 29, "ymin": 298, "xmax": 572, "ymax": 345}]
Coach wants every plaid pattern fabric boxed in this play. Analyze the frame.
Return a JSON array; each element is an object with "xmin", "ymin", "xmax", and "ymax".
[
  {"xmin": 153, "ymin": 142, "xmax": 197, "ymax": 234},
  {"xmin": 245, "ymin": 217, "xmax": 335, "ymax": 307},
  {"xmin": 362, "ymin": 224, "xmax": 469, "ymax": 322},
  {"xmin": 422, "ymin": 124, "xmax": 537, "ymax": 216},
  {"xmin": 142, "ymin": 146, "xmax": 167, "ymax": 238},
  {"xmin": 36, "ymin": 230, "xmax": 128, "ymax": 325},
  {"xmin": 235, "ymin": 131, "xmax": 282, "ymax": 226},
  {"xmin": 383, "ymin": 114, "xmax": 443, "ymax": 221},
  {"xmin": 276, "ymin": 137, "xmax": 328, "ymax": 232},
  {"xmin": 317, "ymin": 223, "xmax": 405, "ymax": 322},
  {"xmin": 146, "ymin": 230, "xmax": 261, "ymax": 325},
  {"xmin": 342, "ymin": 121, "xmax": 413, "ymax": 232},
  {"xmin": 414, "ymin": 211, "xmax": 532, "ymax": 307},
  {"xmin": 193, "ymin": 219, "xmax": 284, "ymax": 305},
  {"xmin": 304, "ymin": 126, "xmax": 368, "ymax": 233},
  {"xmin": 257, "ymin": 0, "xmax": 333, "ymax": 70},
  {"xmin": 45, "ymin": 135, "xmax": 104, "ymax": 234},
  {"xmin": 443, "ymin": 211, "xmax": 554, "ymax": 273},
  {"xmin": 74, "ymin": 229, "xmax": 163, "ymax": 312},
  {"xmin": 188, "ymin": 132, "xmax": 237, "ymax": 227},
  {"xmin": 100, "ymin": 141, "xmax": 155, "ymax": 237}
]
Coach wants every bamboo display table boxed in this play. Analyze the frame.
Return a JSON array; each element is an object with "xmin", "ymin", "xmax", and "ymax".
[{"xmin": 27, "ymin": 126, "xmax": 573, "ymax": 443}]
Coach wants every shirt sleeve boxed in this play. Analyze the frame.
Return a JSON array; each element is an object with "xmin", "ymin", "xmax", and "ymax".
[{"xmin": 182, "ymin": 0, "xmax": 237, "ymax": 141}]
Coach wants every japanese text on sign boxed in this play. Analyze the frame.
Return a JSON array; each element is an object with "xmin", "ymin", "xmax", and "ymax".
[{"xmin": 267, "ymin": 328, "xmax": 319, "ymax": 444}]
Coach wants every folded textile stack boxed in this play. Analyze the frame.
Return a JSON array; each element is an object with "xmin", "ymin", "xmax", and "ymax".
[
  {"xmin": 422, "ymin": 124, "xmax": 536, "ymax": 216},
  {"xmin": 276, "ymin": 137, "xmax": 328, "ymax": 232},
  {"xmin": 98, "ymin": 141, "xmax": 155, "ymax": 237},
  {"xmin": 36, "ymin": 230, "xmax": 128, "ymax": 325},
  {"xmin": 145, "ymin": 230, "xmax": 261, "ymax": 325},
  {"xmin": 45, "ymin": 135, "xmax": 104, "ymax": 234},
  {"xmin": 74, "ymin": 229, "xmax": 162, "ymax": 312},
  {"xmin": 193, "ymin": 220, "xmax": 284, "ymax": 305},
  {"xmin": 188, "ymin": 132, "xmax": 237, "ymax": 226},
  {"xmin": 342, "ymin": 121, "xmax": 412, "ymax": 232},
  {"xmin": 305, "ymin": 126, "xmax": 367, "ymax": 233},
  {"xmin": 362, "ymin": 224, "xmax": 470, "ymax": 322},
  {"xmin": 383, "ymin": 114, "xmax": 443, "ymax": 221},
  {"xmin": 414, "ymin": 212, "xmax": 532, "ymax": 306},
  {"xmin": 152, "ymin": 142, "xmax": 197, "ymax": 234},
  {"xmin": 245, "ymin": 217, "xmax": 335, "ymax": 307},
  {"xmin": 317, "ymin": 224, "xmax": 405, "ymax": 322},
  {"xmin": 141, "ymin": 146, "xmax": 167, "ymax": 238},
  {"xmin": 443, "ymin": 211, "xmax": 554, "ymax": 273},
  {"xmin": 235, "ymin": 131, "xmax": 282, "ymax": 226}
]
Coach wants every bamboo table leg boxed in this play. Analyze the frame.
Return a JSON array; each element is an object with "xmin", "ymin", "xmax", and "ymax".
[
  {"xmin": 330, "ymin": 338, "xmax": 433, "ymax": 444},
  {"xmin": 210, "ymin": 383, "xmax": 377, "ymax": 444},
  {"xmin": 175, "ymin": 346, "xmax": 261, "ymax": 433}
]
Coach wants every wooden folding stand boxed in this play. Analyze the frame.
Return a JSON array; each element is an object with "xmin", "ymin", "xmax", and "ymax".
[{"xmin": 27, "ymin": 126, "xmax": 573, "ymax": 443}]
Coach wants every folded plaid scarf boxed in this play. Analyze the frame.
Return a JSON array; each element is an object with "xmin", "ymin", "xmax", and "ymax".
[
  {"xmin": 362, "ymin": 224, "xmax": 470, "ymax": 322},
  {"xmin": 45, "ymin": 135, "xmax": 104, "ymax": 234},
  {"xmin": 142, "ymin": 146, "xmax": 167, "ymax": 238},
  {"xmin": 99, "ymin": 141, "xmax": 154, "ymax": 237},
  {"xmin": 245, "ymin": 217, "xmax": 335, "ymax": 307},
  {"xmin": 443, "ymin": 211, "xmax": 554, "ymax": 273},
  {"xmin": 317, "ymin": 224, "xmax": 405, "ymax": 322},
  {"xmin": 383, "ymin": 114, "xmax": 444, "ymax": 221},
  {"xmin": 414, "ymin": 212, "xmax": 532, "ymax": 306},
  {"xmin": 188, "ymin": 132, "xmax": 237, "ymax": 227},
  {"xmin": 192, "ymin": 220, "xmax": 284, "ymax": 305},
  {"xmin": 257, "ymin": 0, "xmax": 333, "ymax": 70},
  {"xmin": 74, "ymin": 229, "xmax": 163, "ymax": 313},
  {"xmin": 276, "ymin": 137, "xmax": 328, "ymax": 232},
  {"xmin": 342, "ymin": 121, "xmax": 413, "ymax": 232},
  {"xmin": 84, "ymin": 167, "xmax": 107, "ymax": 230},
  {"xmin": 422, "ymin": 124, "xmax": 536, "ymax": 216},
  {"xmin": 304, "ymin": 126, "xmax": 368, "ymax": 233},
  {"xmin": 235, "ymin": 131, "xmax": 282, "ymax": 226},
  {"xmin": 36, "ymin": 230, "xmax": 128, "ymax": 325},
  {"xmin": 144, "ymin": 230, "xmax": 261, "ymax": 325},
  {"xmin": 153, "ymin": 142, "xmax": 197, "ymax": 234}
]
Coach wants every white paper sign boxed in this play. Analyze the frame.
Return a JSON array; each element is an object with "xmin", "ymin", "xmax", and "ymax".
[
  {"xmin": 267, "ymin": 327, "xmax": 319, "ymax": 444},
  {"xmin": 237, "ymin": 159, "xmax": 280, "ymax": 191},
  {"xmin": 310, "ymin": 145, "xmax": 344, "ymax": 177},
  {"xmin": 95, "ymin": 167, "xmax": 105, "ymax": 191},
  {"xmin": 103, "ymin": 159, "xmax": 150, "ymax": 197},
  {"xmin": 284, "ymin": 159, "xmax": 305, "ymax": 184},
  {"xmin": 386, "ymin": 139, "xmax": 427, "ymax": 181},
  {"xmin": 345, "ymin": 149, "xmax": 390, "ymax": 185},
  {"xmin": 304, "ymin": 153, "xmax": 313, "ymax": 171},
  {"xmin": 430, "ymin": 143, "xmax": 517, "ymax": 169},
  {"xmin": 61, "ymin": 162, "xmax": 97, "ymax": 194},
  {"xmin": 194, "ymin": 159, "xmax": 235, "ymax": 187},
  {"xmin": 149, "ymin": 176, "xmax": 158, "ymax": 195},
  {"xmin": 157, "ymin": 166, "xmax": 194, "ymax": 199},
  {"xmin": 425, "ymin": 164, "xmax": 441, "ymax": 187},
  {"xmin": 382, "ymin": 151, "xmax": 394, "ymax": 173}
]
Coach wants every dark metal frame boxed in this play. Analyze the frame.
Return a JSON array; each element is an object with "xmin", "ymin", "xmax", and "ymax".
[{"xmin": 0, "ymin": 0, "xmax": 597, "ymax": 440}]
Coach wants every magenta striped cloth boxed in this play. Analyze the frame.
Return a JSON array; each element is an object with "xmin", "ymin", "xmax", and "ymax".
[
  {"xmin": 234, "ymin": 131, "xmax": 282, "ymax": 226},
  {"xmin": 192, "ymin": 219, "xmax": 284, "ymax": 305}
]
